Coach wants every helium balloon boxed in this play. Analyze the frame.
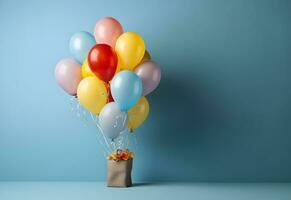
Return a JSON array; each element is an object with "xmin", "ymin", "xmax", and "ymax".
[
  {"xmin": 128, "ymin": 96, "xmax": 149, "ymax": 132},
  {"xmin": 135, "ymin": 61, "xmax": 161, "ymax": 96},
  {"xmin": 111, "ymin": 70, "xmax": 142, "ymax": 111},
  {"xmin": 115, "ymin": 32, "xmax": 145, "ymax": 71},
  {"xmin": 69, "ymin": 31, "xmax": 96, "ymax": 63},
  {"xmin": 94, "ymin": 17, "xmax": 123, "ymax": 48},
  {"xmin": 55, "ymin": 58, "xmax": 82, "ymax": 96},
  {"xmin": 77, "ymin": 76, "xmax": 107, "ymax": 115},
  {"xmin": 88, "ymin": 44, "xmax": 117, "ymax": 82},
  {"xmin": 81, "ymin": 59, "xmax": 95, "ymax": 78},
  {"xmin": 99, "ymin": 102, "xmax": 128, "ymax": 139}
]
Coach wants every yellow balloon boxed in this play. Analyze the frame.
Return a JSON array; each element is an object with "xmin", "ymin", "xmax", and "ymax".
[
  {"xmin": 128, "ymin": 96, "xmax": 149, "ymax": 132},
  {"xmin": 115, "ymin": 32, "xmax": 145, "ymax": 71},
  {"xmin": 81, "ymin": 59, "xmax": 95, "ymax": 78},
  {"xmin": 77, "ymin": 76, "xmax": 107, "ymax": 115}
]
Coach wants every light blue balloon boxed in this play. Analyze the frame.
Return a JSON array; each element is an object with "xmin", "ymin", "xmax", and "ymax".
[
  {"xmin": 99, "ymin": 102, "xmax": 128, "ymax": 139},
  {"xmin": 69, "ymin": 31, "xmax": 96, "ymax": 63},
  {"xmin": 111, "ymin": 70, "xmax": 142, "ymax": 111}
]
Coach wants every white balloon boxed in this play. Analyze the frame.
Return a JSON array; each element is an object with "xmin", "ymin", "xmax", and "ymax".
[{"xmin": 99, "ymin": 102, "xmax": 128, "ymax": 139}]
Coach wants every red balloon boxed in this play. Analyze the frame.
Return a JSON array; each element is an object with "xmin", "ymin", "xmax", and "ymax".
[{"xmin": 88, "ymin": 44, "xmax": 117, "ymax": 82}]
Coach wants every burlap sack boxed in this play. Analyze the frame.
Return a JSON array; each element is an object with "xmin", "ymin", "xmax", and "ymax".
[{"xmin": 107, "ymin": 159, "xmax": 133, "ymax": 187}]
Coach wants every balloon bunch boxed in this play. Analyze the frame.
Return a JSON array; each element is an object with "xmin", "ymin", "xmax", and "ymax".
[{"xmin": 55, "ymin": 17, "xmax": 161, "ymax": 153}]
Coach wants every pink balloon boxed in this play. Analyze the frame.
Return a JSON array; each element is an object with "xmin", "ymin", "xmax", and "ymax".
[
  {"xmin": 94, "ymin": 17, "xmax": 123, "ymax": 48},
  {"xmin": 55, "ymin": 58, "xmax": 82, "ymax": 96},
  {"xmin": 134, "ymin": 61, "xmax": 161, "ymax": 96}
]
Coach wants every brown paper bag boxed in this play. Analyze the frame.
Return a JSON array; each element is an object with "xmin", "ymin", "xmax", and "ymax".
[{"xmin": 107, "ymin": 159, "xmax": 133, "ymax": 187}]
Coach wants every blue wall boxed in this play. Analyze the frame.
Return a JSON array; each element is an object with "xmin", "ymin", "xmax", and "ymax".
[{"xmin": 0, "ymin": 0, "xmax": 291, "ymax": 181}]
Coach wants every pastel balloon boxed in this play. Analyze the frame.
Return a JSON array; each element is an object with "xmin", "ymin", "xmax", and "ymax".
[
  {"xmin": 55, "ymin": 58, "xmax": 82, "ymax": 96},
  {"xmin": 115, "ymin": 32, "xmax": 145, "ymax": 71},
  {"xmin": 128, "ymin": 96, "xmax": 149, "ymax": 132},
  {"xmin": 88, "ymin": 44, "xmax": 117, "ymax": 82},
  {"xmin": 135, "ymin": 61, "xmax": 161, "ymax": 96},
  {"xmin": 81, "ymin": 58, "xmax": 95, "ymax": 78},
  {"xmin": 111, "ymin": 70, "xmax": 142, "ymax": 111},
  {"xmin": 77, "ymin": 76, "xmax": 107, "ymax": 115},
  {"xmin": 69, "ymin": 31, "xmax": 96, "ymax": 63},
  {"xmin": 94, "ymin": 17, "xmax": 123, "ymax": 48},
  {"xmin": 99, "ymin": 102, "xmax": 128, "ymax": 139}
]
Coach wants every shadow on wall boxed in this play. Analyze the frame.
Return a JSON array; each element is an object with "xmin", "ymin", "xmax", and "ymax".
[{"xmin": 139, "ymin": 66, "xmax": 231, "ymax": 181}]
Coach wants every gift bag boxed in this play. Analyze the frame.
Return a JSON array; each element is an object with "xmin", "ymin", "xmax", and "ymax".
[{"xmin": 107, "ymin": 159, "xmax": 133, "ymax": 187}]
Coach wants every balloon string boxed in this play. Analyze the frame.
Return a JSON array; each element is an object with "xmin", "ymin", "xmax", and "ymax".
[
  {"xmin": 124, "ymin": 129, "xmax": 128, "ymax": 149},
  {"xmin": 70, "ymin": 97, "xmax": 139, "ymax": 155},
  {"xmin": 70, "ymin": 97, "xmax": 109, "ymax": 157},
  {"xmin": 120, "ymin": 131, "xmax": 125, "ymax": 149},
  {"xmin": 90, "ymin": 112, "xmax": 113, "ymax": 154},
  {"xmin": 93, "ymin": 120, "xmax": 111, "ymax": 156},
  {"xmin": 133, "ymin": 133, "xmax": 139, "ymax": 151},
  {"xmin": 96, "ymin": 122, "xmax": 112, "ymax": 154},
  {"xmin": 111, "ymin": 140, "xmax": 116, "ymax": 150},
  {"xmin": 122, "ymin": 112, "xmax": 128, "ymax": 127},
  {"xmin": 120, "ymin": 113, "xmax": 128, "ymax": 150},
  {"xmin": 94, "ymin": 132, "xmax": 108, "ymax": 158}
]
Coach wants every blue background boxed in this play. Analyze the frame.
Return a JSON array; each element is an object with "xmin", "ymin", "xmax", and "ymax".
[{"xmin": 0, "ymin": 0, "xmax": 291, "ymax": 182}]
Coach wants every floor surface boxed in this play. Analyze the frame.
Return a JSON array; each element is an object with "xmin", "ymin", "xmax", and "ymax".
[{"xmin": 0, "ymin": 182, "xmax": 290, "ymax": 200}]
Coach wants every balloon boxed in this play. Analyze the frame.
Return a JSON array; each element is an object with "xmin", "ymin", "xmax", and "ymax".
[
  {"xmin": 88, "ymin": 44, "xmax": 117, "ymax": 82},
  {"xmin": 81, "ymin": 58, "xmax": 95, "ymax": 78},
  {"xmin": 69, "ymin": 31, "xmax": 96, "ymax": 63},
  {"xmin": 128, "ymin": 96, "xmax": 149, "ymax": 132},
  {"xmin": 77, "ymin": 76, "xmax": 107, "ymax": 114},
  {"xmin": 94, "ymin": 17, "xmax": 123, "ymax": 48},
  {"xmin": 111, "ymin": 70, "xmax": 142, "ymax": 111},
  {"xmin": 99, "ymin": 102, "xmax": 128, "ymax": 139},
  {"xmin": 115, "ymin": 32, "xmax": 145, "ymax": 71},
  {"xmin": 139, "ymin": 50, "xmax": 151, "ymax": 64},
  {"xmin": 134, "ymin": 61, "xmax": 161, "ymax": 96},
  {"xmin": 55, "ymin": 58, "xmax": 82, "ymax": 96}
]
